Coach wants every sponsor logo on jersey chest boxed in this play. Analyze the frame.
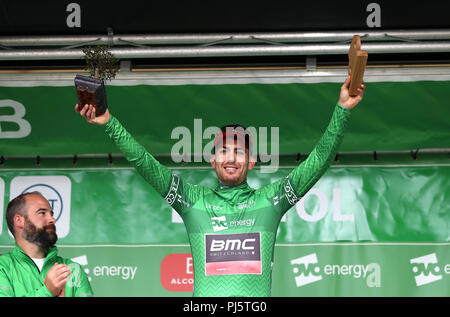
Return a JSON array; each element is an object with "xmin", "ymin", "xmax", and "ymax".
[{"xmin": 204, "ymin": 232, "xmax": 261, "ymax": 276}]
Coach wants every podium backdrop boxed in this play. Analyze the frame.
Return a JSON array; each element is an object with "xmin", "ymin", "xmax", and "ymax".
[{"xmin": 0, "ymin": 69, "xmax": 449, "ymax": 296}]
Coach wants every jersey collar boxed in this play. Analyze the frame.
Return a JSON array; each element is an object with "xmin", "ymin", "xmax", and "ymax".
[
  {"xmin": 13, "ymin": 243, "xmax": 58, "ymax": 262},
  {"xmin": 215, "ymin": 180, "xmax": 250, "ymax": 191}
]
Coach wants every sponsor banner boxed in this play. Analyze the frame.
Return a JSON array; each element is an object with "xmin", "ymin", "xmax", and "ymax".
[
  {"xmin": 0, "ymin": 245, "xmax": 193, "ymax": 297},
  {"xmin": 0, "ymin": 164, "xmax": 448, "ymax": 296},
  {"xmin": 272, "ymin": 243, "xmax": 450, "ymax": 297},
  {"xmin": 0, "ymin": 244, "xmax": 448, "ymax": 297},
  {"xmin": 0, "ymin": 166, "xmax": 448, "ymax": 244},
  {"xmin": 160, "ymin": 253, "xmax": 194, "ymax": 292},
  {"xmin": 0, "ymin": 80, "xmax": 449, "ymax": 156}
]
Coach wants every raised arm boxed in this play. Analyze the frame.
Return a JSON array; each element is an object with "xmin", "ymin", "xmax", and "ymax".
[
  {"xmin": 75, "ymin": 104, "xmax": 172, "ymax": 196},
  {"xmin": 289, "ymin": 75, "xmax": 365, "ymax": 198},
  {"xmin": 74, "ymin": 104, "xmax": 200, "ymax": 214},
  {"xmin": 262, "ymin": 76, "xmax": 365, "ymax": 214}
]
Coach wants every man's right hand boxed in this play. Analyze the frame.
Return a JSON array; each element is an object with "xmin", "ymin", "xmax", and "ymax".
[
  {"xmin": 43, "ymin": 262, "xmax": 71, "ymax": 297},
  {"xmin": 75, "ymin": 103, "xmax": 111, "ymax": 126}
]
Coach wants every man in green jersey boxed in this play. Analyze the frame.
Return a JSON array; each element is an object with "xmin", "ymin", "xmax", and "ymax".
[
  {"xmin": 75, "ymin": 75, "xmax": 365, "ymax": 296},
  {"xmin": 0, "ymin": 192, "xmax": 93, "ymax": 297}
]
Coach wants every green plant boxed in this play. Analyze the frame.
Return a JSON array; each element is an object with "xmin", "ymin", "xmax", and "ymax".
[{"xmin": 82, "ymin": 45, "xmax": 119, "ymax": 81}]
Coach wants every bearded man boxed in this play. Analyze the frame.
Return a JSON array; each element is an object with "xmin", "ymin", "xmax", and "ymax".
[{"xmin": 0, "ymin": 192, "xmax": 93, "ymax": 297}]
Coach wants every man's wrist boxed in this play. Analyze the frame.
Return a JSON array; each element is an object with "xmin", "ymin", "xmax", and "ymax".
[
  {"xmin": 337, "ymin": 102, "xmax": 352, "ymax": 111},
  {"xmin": 40, "ymin": 283, "xmax": 56, "ymax": 297},
  {"xmin": 104, "ymin": 114, "xmax": 115, "ymax": 132}
]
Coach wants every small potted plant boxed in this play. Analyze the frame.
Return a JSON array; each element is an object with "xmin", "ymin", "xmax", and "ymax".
[{"xmin": 74, "ymin": 45, "xmax": 119, "ymax": 116}]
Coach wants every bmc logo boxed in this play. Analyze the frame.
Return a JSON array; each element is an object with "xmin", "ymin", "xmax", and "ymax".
[
  {"xmin": 410, "ymin": 253, "xmax": 447, "ymax": 286},
  {"xmin": 204, "ymin": 232, "xmax": 261, "ymax": 276},
  {"xmin": 210, "ymin": 238, "xmax": 256, "ymax": 252},
  {"xmin": 9, "ymin": 176, "xmax": 72, "ymax": 238},
  {"xmin": 160, "ymin": 253, "xmax": 194, "ymax": 292}
]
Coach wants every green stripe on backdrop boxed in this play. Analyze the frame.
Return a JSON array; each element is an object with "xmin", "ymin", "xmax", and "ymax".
[
  {"xmin": 0, "ymin": 164, "xmax": 448, "ymax": 297},
  {"xmin": 0, "ymin": 166, "xmax": 448, "ymax": 244},
  {"xmin": 1, "ymin": 244, "xmax": 448, "ymax": 296},
  {"xmin": 1, "ymin": 81, "xmax": 449, "ymax": 156}
]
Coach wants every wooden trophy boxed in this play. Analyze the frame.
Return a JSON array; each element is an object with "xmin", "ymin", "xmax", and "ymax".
[{"xmin": 348, "ymin": 35, "xmax": 368, "ymax": 96}]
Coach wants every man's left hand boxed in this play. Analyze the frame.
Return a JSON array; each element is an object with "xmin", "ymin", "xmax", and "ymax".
[{"xmin": 338, "ymin": 75, "xmax": 366, "ymax": 109}]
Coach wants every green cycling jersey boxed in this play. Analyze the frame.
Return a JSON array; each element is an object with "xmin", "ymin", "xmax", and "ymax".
[{"xmin": 105, "ymin": 103, "xmax": 351, "ymax": 296}]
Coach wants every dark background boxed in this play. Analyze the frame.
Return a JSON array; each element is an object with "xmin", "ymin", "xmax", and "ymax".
[{"xmin": 1, "ymin": 0, "xmax": 449, "ymax": 35}]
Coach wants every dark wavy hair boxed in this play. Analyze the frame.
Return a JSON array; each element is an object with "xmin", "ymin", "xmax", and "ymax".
[{"xmin": 213, "ymin": 124, "xmax": 253, "ymax": 155}]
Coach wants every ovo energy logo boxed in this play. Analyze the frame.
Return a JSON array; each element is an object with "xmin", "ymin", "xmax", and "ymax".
[
  {"xmin": 290, "ymin": 253, "xmax": 322, "ymax": 287},
  {"xmin": 290, "ymin": 253, "xmax": 381, "ymax": 288},
  {"xmin": 410, "ymin": 253, "xmax": 443, "ymax": 286},
  {"xmin": 71, "ymin": 255, "xmax": 91, "ymax": 283},
  {"xmin": 211, "ymin": 216, "xmax": 228, "ymax": 232},
  {"xmin": 72, "ymin": 254, "xmax": 138, "ymax": 281},
  {"xmin": 210, "ymin": 215, "xmax": 256, "ymax": 232}
]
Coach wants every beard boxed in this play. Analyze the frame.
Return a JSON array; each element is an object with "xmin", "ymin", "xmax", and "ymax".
[{"xmin": 22, "ymin": 216, "xmax": 58, "ymax": 249}]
